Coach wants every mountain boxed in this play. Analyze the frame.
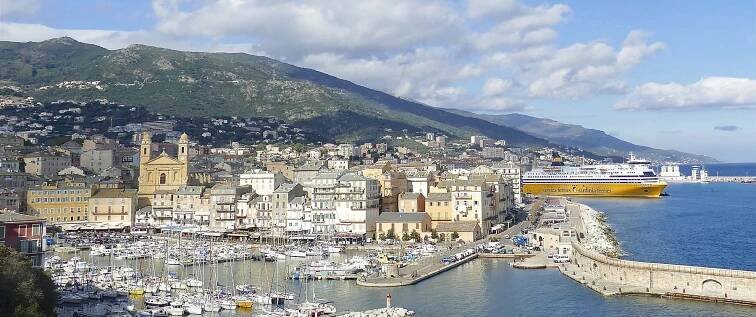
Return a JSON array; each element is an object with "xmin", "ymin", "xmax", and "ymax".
[
  {"xmin": 0, "ymin": 38, "xmax": 714, "ymax": 163},
  {"xmin": 0, "ymin": 37, "xmax": 546, "ymax": 146},
  {"xmin": 445, "ymin": 109, "xmax": 717, "ymax": 163}
]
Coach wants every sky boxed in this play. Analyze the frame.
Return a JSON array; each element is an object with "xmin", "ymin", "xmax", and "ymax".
[{"xmin": 0, "ymin": 0, "xmax": 754, "ymax": 162}]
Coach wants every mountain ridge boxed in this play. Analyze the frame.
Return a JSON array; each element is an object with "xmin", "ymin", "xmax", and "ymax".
[
  {"xmin": 443, "ymin": 109, "xmax": 717, "ymax": 163},
  {"xmin": 0, "ymin": 37, "xmax": 714, "ymax": 163},
  {"xmin": 0, "ymin": 37, "xmax": 548, "ymax": 147}
]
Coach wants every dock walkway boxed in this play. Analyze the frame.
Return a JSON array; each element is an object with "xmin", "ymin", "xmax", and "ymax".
[{"xmin": 357, "ymin": 253, "xmax": 478, "ymax": 287}]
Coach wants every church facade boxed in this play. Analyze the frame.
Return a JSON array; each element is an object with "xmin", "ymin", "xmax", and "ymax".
[{"xmin": 138, "ymin": 132, "xmax": 190, "ymax": 206}]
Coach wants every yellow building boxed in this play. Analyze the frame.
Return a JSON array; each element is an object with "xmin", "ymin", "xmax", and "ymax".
[
  {"xmin": 27, "ymin": 180, "xmax": 92, "ymax": 223},
  {"xmin": 425, "ymin": 192, "xmax": 453, "ymax": 228},
  {"xmin": 398, "ymin": 192, "xmax": 425, "ymax": 213},
  {"xmin": 436, "ymin": 221, "xmax": 482, "ymax": 243},
  {"xmin": 89, "ymin": 188, "xmax": 138, "ymax": 227},
  {"xmin": 138, "ymin": 132, "xmax": 190, "ymax": 206},
  {"xmin": 362, "ymin": 162, "xmax": 392, "ymax": 180},
  {"xmin": 375, "ymin": 212, "xmax": 432, "ymax": 239}
]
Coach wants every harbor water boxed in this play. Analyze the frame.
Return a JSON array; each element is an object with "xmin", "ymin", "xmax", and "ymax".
[
  {"xmin": 60, "ymin": 180, "xmax": 756, "ymax": 316},
  {"xmin": 575, "ymin": 182, "xmax": 756, "ymax": 271}
]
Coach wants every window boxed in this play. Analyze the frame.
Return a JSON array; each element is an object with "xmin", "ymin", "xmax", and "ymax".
[
  {"xmin": 159, "ymin": 173, "xmax": 167, "ymax": 184},
  {"xmin": 0, "ymin": 226, "xmax": 4, "ymax": 239},
  {"xmin": 18, "ymin": 225, "xmax": 27, "ymax": 237},
  {"xmin": 32, "ymin": 224, "xmax": 41, "ymax": 236}
]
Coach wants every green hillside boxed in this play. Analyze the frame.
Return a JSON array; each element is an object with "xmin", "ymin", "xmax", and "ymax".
[{"xmin": 0, "ymin": 37, "xmax": 547, "ymax": 146}]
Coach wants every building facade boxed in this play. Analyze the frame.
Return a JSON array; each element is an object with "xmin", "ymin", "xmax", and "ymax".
[
  {"xmin": 0, "ymin": 211, "xmax": 47, "ymax": 267},
  {"xmin": 138, "ymin": 132, "xmax": 190, "ymax": 206},
  {"xmin": 88, "ymin": 188, "xmax": 138, "ymax": 227},
  {"xmin": 24, "ymin": 152, "xmax": 72, "ymax": 178},
  {"xmin": 27, "ymin": 180, "xmax": 91, "ymax": 223}
]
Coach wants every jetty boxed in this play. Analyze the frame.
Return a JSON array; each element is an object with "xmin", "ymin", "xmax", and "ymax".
[
  {"xmin": 357, "ymin": 252, "xmax": 478, "ymax": 287},
  {"xmin": 560, "ymin": 199, "xmax": 756, "ymax": 306}
]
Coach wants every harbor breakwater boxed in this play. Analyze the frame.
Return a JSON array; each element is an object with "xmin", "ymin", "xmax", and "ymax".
[{"xmin": 565, "ymin": 200, "xmax": 756, "ymax": 305}]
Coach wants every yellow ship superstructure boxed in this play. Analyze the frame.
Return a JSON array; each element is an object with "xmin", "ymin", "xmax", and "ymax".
[{"xmin": 522, "ymin": 154, "xmax": 667, "ymax": 198}]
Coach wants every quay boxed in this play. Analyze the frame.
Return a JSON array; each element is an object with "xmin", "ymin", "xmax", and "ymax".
[
  {"xmin": 357, "ymin": 216, "xmax": 530, "ymax": 287},
  {"xmin": 357, "ymin": 253, "xmax": 478, "ymax": 287}
]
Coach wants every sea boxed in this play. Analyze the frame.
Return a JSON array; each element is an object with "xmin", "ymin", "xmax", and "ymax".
[
  {"xmin": 677, "ymin": 163, "xmax": 756, "ymax": 177},
  {"xmin": 59, "ymin": 164, "xmax": 756, "ymax": 316}
]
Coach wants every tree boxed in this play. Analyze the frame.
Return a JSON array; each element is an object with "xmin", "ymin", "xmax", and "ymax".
[
  {"xmin": 0, "ymin": 246, "xmax": 58, "ymax": 317},
  {"xmin": 438, "ymin": 233, "xmax": 446, "ymax": 242},
  {"xmin": 386, "ymin": 228, "xmax": 396, "ymax": 240},
  {"xmin": 451, "ymin": 231, "xmax": 460, "ymax": 240},
  {"xmin": 411, "ymin": 230, "xmax": 421, "ymax": 243},
  {"xmin": 401, "ymin": 231, "xmax": 411, "ymax": 242},
  {"xmin": 430, "ymin": 229, "xmax": 438, "ymax": 240},
  {"xmin": 378, "ymin": 233, "xmax": 386, "ymax": 241},
  {"xmin": 292, "ymin": 143, "xmax": 305, "ymax": 154}
]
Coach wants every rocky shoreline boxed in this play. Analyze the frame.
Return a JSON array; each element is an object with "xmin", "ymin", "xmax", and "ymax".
[
  {"xmin": 338, "ymin": 307, "xmax": 416, "ymax": 317},
  {"xmin": 577, "ymin": 203, "xmax": 624, "ymax": 258}
]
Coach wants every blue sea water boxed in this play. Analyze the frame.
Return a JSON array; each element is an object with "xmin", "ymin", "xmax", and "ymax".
[
  {"xmin": 678, "ymin": 163, "xmax": 756, "ymax": 177},
  {"xmin": 323, "ymin": 182, "xmax": 756, "ymax": 316},
  {"xmin": 575, "ymin": 182, "xmax": 756, "ymax": 271}
]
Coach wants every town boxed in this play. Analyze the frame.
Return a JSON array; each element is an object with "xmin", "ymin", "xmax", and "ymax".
[{"xmin": 0, "ymin": 98, "xmax": 602, "ymax": 242}]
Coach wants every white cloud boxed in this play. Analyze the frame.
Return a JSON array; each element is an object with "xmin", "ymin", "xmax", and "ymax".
[
  {"xmin": 0, "ymin": 0, "xmax": 667, "ymax": 113},
  {"xmin": 522, "ymin": 31, "xmax": 664, "ymax": 98},
  {"xmin": 616, "ymin": 77, "xmax": 756, "ymax": 110},
  {"xmin": 483, "ymin": 78, "xmax": 512, "ymax": 96},
  {"xmin": 152, "ymin": 0, "xmax": 462, "ymax": 59}
]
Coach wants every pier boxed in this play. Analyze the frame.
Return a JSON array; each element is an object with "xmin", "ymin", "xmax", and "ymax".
[
  {"xmin": 706, "ymin": 176, "xmax": 756, "ymax": 183},
  {"xmin": 357, "ymin": 253, "xmax": 479, "ymax": 287},
  {"xmin": 357, "ymin": 217, "xmax": 531, "ymax": 287}
]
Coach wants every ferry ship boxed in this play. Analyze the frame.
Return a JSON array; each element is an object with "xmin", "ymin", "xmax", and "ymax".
[{"xmin": 522, "ymin": 153, "xmax": 667, "ymax": 198}]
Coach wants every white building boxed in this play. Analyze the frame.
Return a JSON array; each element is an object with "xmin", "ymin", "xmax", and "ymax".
[
  {"xmin": 239, "ymin": 169, "xmax": 286, "ymax": 196},
  {"xmin": 327, "ymin": 159, "xmax": 350, "ymax": 171},
  {"xmin": 286, "ymin": 196, "xmax": 313, "ymax": 235},
  {"xmin": 333, "ymin": 174, "xmax": 380, "ymax": 236},
  {"xmin": 173, "ymin": 186, "xmax": 208, "ymax": 225},
  {"xmin": 470, "ymin": 135, "xmax": 485, "ymax": 145},
  {"xmin": 407, "ymin": 171, "xmax": 433, "ymax": 197},
  {"xmin": 493, "ymin": 161, "xmax": 522, "ymax": 203},
  {"xmin": 338, "ymin": 144, "xmax": 358, "ymax": 158},
  {"xmin": 449, "ymin": 179, "xmax": 497, "ymax": 234}
]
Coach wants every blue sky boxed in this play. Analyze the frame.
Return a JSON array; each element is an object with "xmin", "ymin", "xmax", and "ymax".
[{"xmin": 1, "ymin": 0, "xmax": 754, "ymax": 162}]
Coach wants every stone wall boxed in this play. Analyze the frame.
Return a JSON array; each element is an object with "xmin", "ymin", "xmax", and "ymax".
[{"xmin": 570, "ymin": 223, "xmax": 756, "ymax": 303}]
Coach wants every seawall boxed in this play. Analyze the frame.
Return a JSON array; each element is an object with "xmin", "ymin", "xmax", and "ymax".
[{"xmin": 566, "ymin": 200, "xmax": 756, "ymax": 305}]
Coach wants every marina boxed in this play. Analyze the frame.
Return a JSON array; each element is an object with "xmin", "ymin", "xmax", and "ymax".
[
  {"xmin": 45, "ymin": 177, "xmax": 751, "ymax": 316},
  {"xmin": 45, "ymin": 182, "xmax": 756, "ymax": 316}
]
